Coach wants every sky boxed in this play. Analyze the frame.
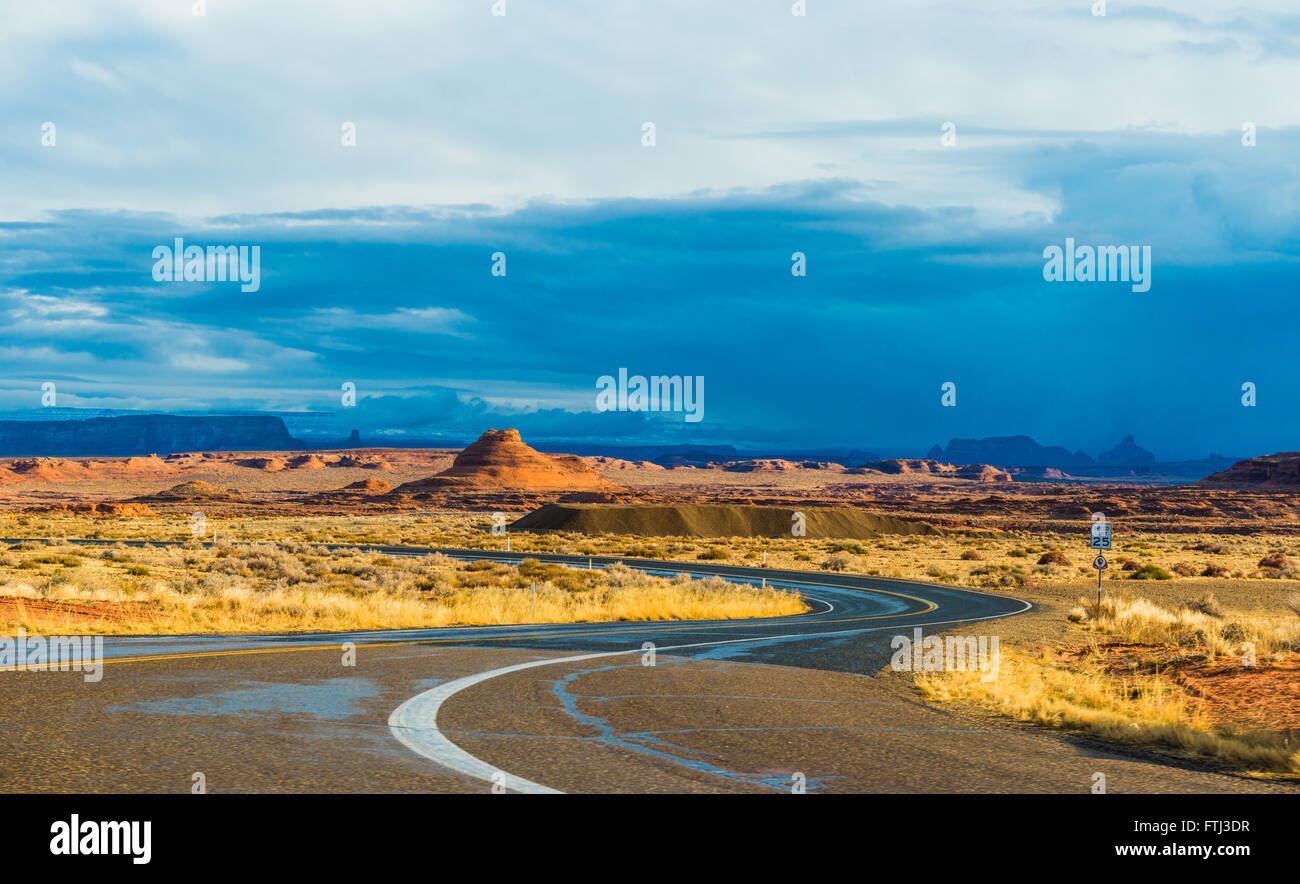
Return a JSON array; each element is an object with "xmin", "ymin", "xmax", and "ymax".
[{"xmin": 1, "ymin": 0, "xmax": 1298, "ymax": 459}]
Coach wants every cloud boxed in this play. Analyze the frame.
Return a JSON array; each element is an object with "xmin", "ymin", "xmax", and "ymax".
[
  {"xmin": 1, "ymin": 3, "xmax": 1297, "ymax": 458},
  {"xmin": 3, "ymin": 1, "xmax": 1299, "ymax": 218}
]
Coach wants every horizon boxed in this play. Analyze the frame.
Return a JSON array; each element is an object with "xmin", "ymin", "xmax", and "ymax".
[{"xmin": 0, "ymin": 406, "xmax": 1252, "ymax": 464}]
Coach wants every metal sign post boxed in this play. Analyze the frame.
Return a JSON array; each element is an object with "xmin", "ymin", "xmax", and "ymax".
[{"xmin": 1090, "ymin": 513, "xmax": 1112, "ymax": 607}]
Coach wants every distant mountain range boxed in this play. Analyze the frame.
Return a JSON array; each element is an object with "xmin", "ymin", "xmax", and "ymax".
[
  {"xmin": 0, "ymin": 413, "xmax": 1252, "ymax": 483},
  {"xmin": 0, "ymin": 415, "xmax": 300, "ymax": 457},
  {"xmin": 927, "ymin": 435, "xmax": 1235, "ymax": 479}
]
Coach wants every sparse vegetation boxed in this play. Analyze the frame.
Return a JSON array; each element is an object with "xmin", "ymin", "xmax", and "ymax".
[
  {"xmin": 0, "ymin": 541, "xmax": 805, "ymax": 634},
  {"xmin": 920, "ymin": 647, "xmax": 1299, "ymax": 774},
  {"xmin": 923, "ymin": 592, "xmax": 1300, "ymax": 775}
]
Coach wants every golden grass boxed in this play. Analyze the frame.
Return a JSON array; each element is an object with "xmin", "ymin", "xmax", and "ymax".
[
  {"xmin": 0, "ymin": 544, "xmax": 805, "ymax": 635},
  {"xmin": 921, "ymin": 593, "xmax": 1300, "ymax": 775},
  {"xmin": 1067, "ymin": 594, "xmax": 1300, "ymax": 660},
  {"xmin": 919, "ymin": 647, "xmax": 1300, "ymax": 774},
  {"xmin": 5, "ymin": 510, "xmax": 1300, "ymax": 596}
]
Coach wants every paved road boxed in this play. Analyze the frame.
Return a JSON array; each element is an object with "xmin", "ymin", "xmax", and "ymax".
[
  {"xmin": 58, "ymin": 543, "xmax": 1028, "ymax": 666},
  {"xmin": 2, "ymin": 541, "xmax": 1291, "ymax": 793}
]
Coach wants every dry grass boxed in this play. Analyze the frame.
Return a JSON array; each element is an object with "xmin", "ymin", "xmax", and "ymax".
[
  {"xmin": 6, "ymin": 511, "xmax": 1300, "ymax": 597},
  {"xmin": 1067, "ymin": 594, "xmax": 1300, "ymax": 661},
  {"xmin": 919, "ymin": 647, "xmax": 1299, "ymax": 774},
  {"xmin": 0, "ymin": 542, "xmax": 805, "ymax": 635},
  {"xmin": 920, "ymin": 593, "xmax": 1300, "ymax": 775}
]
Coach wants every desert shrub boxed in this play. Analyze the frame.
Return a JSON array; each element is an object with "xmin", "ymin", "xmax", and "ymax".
[
  {"xmin": 961, "ymin": 550, "xmax": 984, "ymax": 561},
  {"xmin": 31, "ymin": 554, "xmax": 82, "ymax": 567},
  {"xmin": 1185, "ymin": 592, "xmax": 1222, "ymax": 617},
  {"xmin": 696, "ymin": 549, "xmax": 727, "ymax": 561},
  {"xmin": 968, "ymin": 564, "xmax": 1030, "ymax": 588},
  {"xmin": 1129, "ymin": 564, "xmax": 1173, "ymax": 580},
  {"xmin": 1170, "ymin": 562, "xmax": 1197, "ymax": 577},
  {"xmin": 1201, "ymin": 564, "xmax": 1231, "ymax": 578},
  {"xmin": 1037, "ymin": 550, "xmax": 1071, "ymax": 567},
  {"xmin": 1259, "ymin": 552, "xmax": 1288, "ymax": 569},
  {"xmin": 821, "ymin": 552, "xmax": 854, "ymax": 572}
]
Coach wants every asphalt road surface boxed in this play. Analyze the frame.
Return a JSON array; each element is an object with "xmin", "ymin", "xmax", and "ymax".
[{"xmin": 2, "ymin": 541, "xmax": 1293, "ymax": 793}]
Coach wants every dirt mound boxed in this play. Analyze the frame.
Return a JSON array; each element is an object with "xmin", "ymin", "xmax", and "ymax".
[
  {"xmin": 29, "ymin": 502, "xmax": 156, "ymax": 516},
  {"xmin": 6, "ymin": 458, "xmax": 76, "ymax": 481},
  {"xmin": 798, "ymin": 461, "xmax": 846, "ymax": 471},
  {"xmin": 857, "ymin": 458, "xmax": 951, "ymax": 475},
  {"xmin": 286, "ymin": 454, "xmax": 328, "ymax": 470},
  {"xmin": 854, "ymin": 459, "xmax": 1011, "ymax": 482},
  {"xmin": 953, "ymin": 464, "xmax": 1013, "ymax": 482},
  {"xmin": 331, "ymin": 455, "xmax": 393, "ymax": 470},
  {"xmin": 508, "ymin": 503, "xmax": 940, "ymax": 538},
  {"xmin": 723, "ymin": 459, "xmax": 801, "ymax": 472},
  {"xmin": 396, "ymin": 429, "xmax": 618, "ymax": 492},
  {"xmin": 235, "ymin": 456, "xmax": 287, "ymax": 471},
  {"xmin": 0, "ymin": 454, "xmax": 179, "ymax": 484},
  {"xmin": 341, "ymin": 478, "xmax": 392, "ymax": 493},
  {"xmin": 721, "ymin": 459, "xmax": 847, "ymax": 473},
  {"xmin": 140, "ymin": 480, "xmax": 239, "ymax": 502},
  {"xmin": 1201, "ymin": 452, "xmax": 1300, "ymax": 487},
  {"xmin": 585, "ymin": 456, "xmax": 665, "ymax": 472}
]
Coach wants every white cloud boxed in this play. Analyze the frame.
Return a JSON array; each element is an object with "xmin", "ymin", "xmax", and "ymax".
[{"xmin": 2, "ymin": 1, "xmax": 1296, "ymax": 220}]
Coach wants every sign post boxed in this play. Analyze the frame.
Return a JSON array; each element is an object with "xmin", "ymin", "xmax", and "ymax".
[{"xmin": 1090, "ymin": 513, "xmax": 1112, "ymax": 607}]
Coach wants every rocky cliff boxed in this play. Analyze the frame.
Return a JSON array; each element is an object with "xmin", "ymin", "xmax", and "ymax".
[{"xmin": 1200, "ymin": 452, "xmax": 1300, "ymax": 487}]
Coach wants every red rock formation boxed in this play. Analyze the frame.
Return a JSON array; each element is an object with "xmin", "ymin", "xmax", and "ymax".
[
  {"xmin": 396, "ymin": 429, "xmax": 620, "ymax": 492},
  {"xmin": 1201, "ymin": 452, "xmax": 1300, "ymax": 487}
]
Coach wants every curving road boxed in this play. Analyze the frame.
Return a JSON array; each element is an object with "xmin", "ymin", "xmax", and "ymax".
[
  {"xmin": 3, "ymin": 541, "xmax": 1290, "ymax": 793},
  {"xmin": 60, "ymin": 543, "xmax": 1030, "ymax": 663}
]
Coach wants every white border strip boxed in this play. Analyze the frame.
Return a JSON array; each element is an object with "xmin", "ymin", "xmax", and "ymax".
[{"xmin": 387, "ymin": 599, "xmax": 1031, "ymax": 794}]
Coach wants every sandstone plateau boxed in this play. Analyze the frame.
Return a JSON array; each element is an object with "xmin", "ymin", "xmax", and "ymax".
[
  {"xmin": 855, "ymin": 459, "xmax": 1012, "ymax": 482},
  {"xmin": 1201, "ymin": 452, "xmax": 1300, "ymax": 487}
]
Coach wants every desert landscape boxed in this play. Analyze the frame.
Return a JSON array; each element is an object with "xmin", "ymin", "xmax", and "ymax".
[
  {"xmin": 3, "ymin": 422, "xmax": 1298, "ymax": 780},
  {"xmin": 7, "ymin": 0, "xmax": 1295, "ymax": 863}
]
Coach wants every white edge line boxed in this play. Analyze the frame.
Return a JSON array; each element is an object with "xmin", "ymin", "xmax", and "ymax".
[{"xmin": 386, "ymin": 597, "xmax": 1031, "ymax": 794}]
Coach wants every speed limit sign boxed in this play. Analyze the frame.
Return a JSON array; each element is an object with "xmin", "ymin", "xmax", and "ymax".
[{"xmin": 1093, "ymin": 555, "xmax": 1108, "ymax": 570}]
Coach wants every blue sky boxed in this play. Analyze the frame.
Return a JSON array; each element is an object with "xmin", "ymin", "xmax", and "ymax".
[{"xmin": 1, "ymin": 1, "xmax": 1298, "ymax": 459}]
